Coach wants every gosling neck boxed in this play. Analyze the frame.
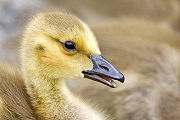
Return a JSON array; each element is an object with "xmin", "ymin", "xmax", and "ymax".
[
  {"xmin": 24, "ymin": 72, "xmax": 70, "ymax": 119},
  {"xmin": 24, "ymin": 71, "xmax": 68, "ymax": 99}
]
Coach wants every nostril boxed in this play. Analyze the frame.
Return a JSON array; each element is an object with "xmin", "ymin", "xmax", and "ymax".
[{"xmin": 99, "ymin": 65, "xmax": 109, "ymax": 71}]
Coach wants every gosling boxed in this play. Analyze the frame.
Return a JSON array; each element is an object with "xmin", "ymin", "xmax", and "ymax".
[{"xmin": 0, "ymin": 12, "xmax": 124, "ymax": 120}]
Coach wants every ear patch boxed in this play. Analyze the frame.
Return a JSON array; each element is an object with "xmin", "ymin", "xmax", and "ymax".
[{"xmin": 37, "ymin": 45, "xmax": 45, "ymax": 51}]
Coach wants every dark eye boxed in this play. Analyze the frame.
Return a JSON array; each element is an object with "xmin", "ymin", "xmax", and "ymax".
[{"xmin": 64, "ymin": 41, "xmax": 76, "ymax": 51}]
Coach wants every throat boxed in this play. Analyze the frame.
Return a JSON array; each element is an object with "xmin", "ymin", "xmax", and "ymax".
[{"xmin": 26, "ymin": 77, "xmax": 69, "ymax": 119}]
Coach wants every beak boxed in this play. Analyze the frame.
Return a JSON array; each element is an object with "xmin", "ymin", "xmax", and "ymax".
[{"xmin": 82, "ymin": 55, "xmax": 124, "ymax": 88}]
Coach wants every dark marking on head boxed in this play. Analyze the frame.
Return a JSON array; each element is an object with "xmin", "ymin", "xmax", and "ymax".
[{"xmin": 38, "ymin": 45, "xmax": 45, "ymax": 51}]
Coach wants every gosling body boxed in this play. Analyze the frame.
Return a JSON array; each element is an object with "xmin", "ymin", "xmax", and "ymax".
[{"xmin": 0, "ymin": 62, "xmax": 36, "ymax": 120}]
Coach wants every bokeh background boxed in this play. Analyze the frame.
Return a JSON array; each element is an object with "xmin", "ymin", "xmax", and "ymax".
[{"xmin": 0, "ymin": 0, "xmax": 180, "ymax": 120}]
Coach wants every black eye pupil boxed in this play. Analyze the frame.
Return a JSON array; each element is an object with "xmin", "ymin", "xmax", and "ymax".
[{"xmin": 64, "ymin": 41, "xmax": 76, "ymax": 50}]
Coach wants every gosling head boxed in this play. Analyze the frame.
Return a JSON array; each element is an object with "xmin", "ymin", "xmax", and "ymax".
[{"xmin": 21, "ymin": 12, "xmax": 124, "ymax": 88}]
